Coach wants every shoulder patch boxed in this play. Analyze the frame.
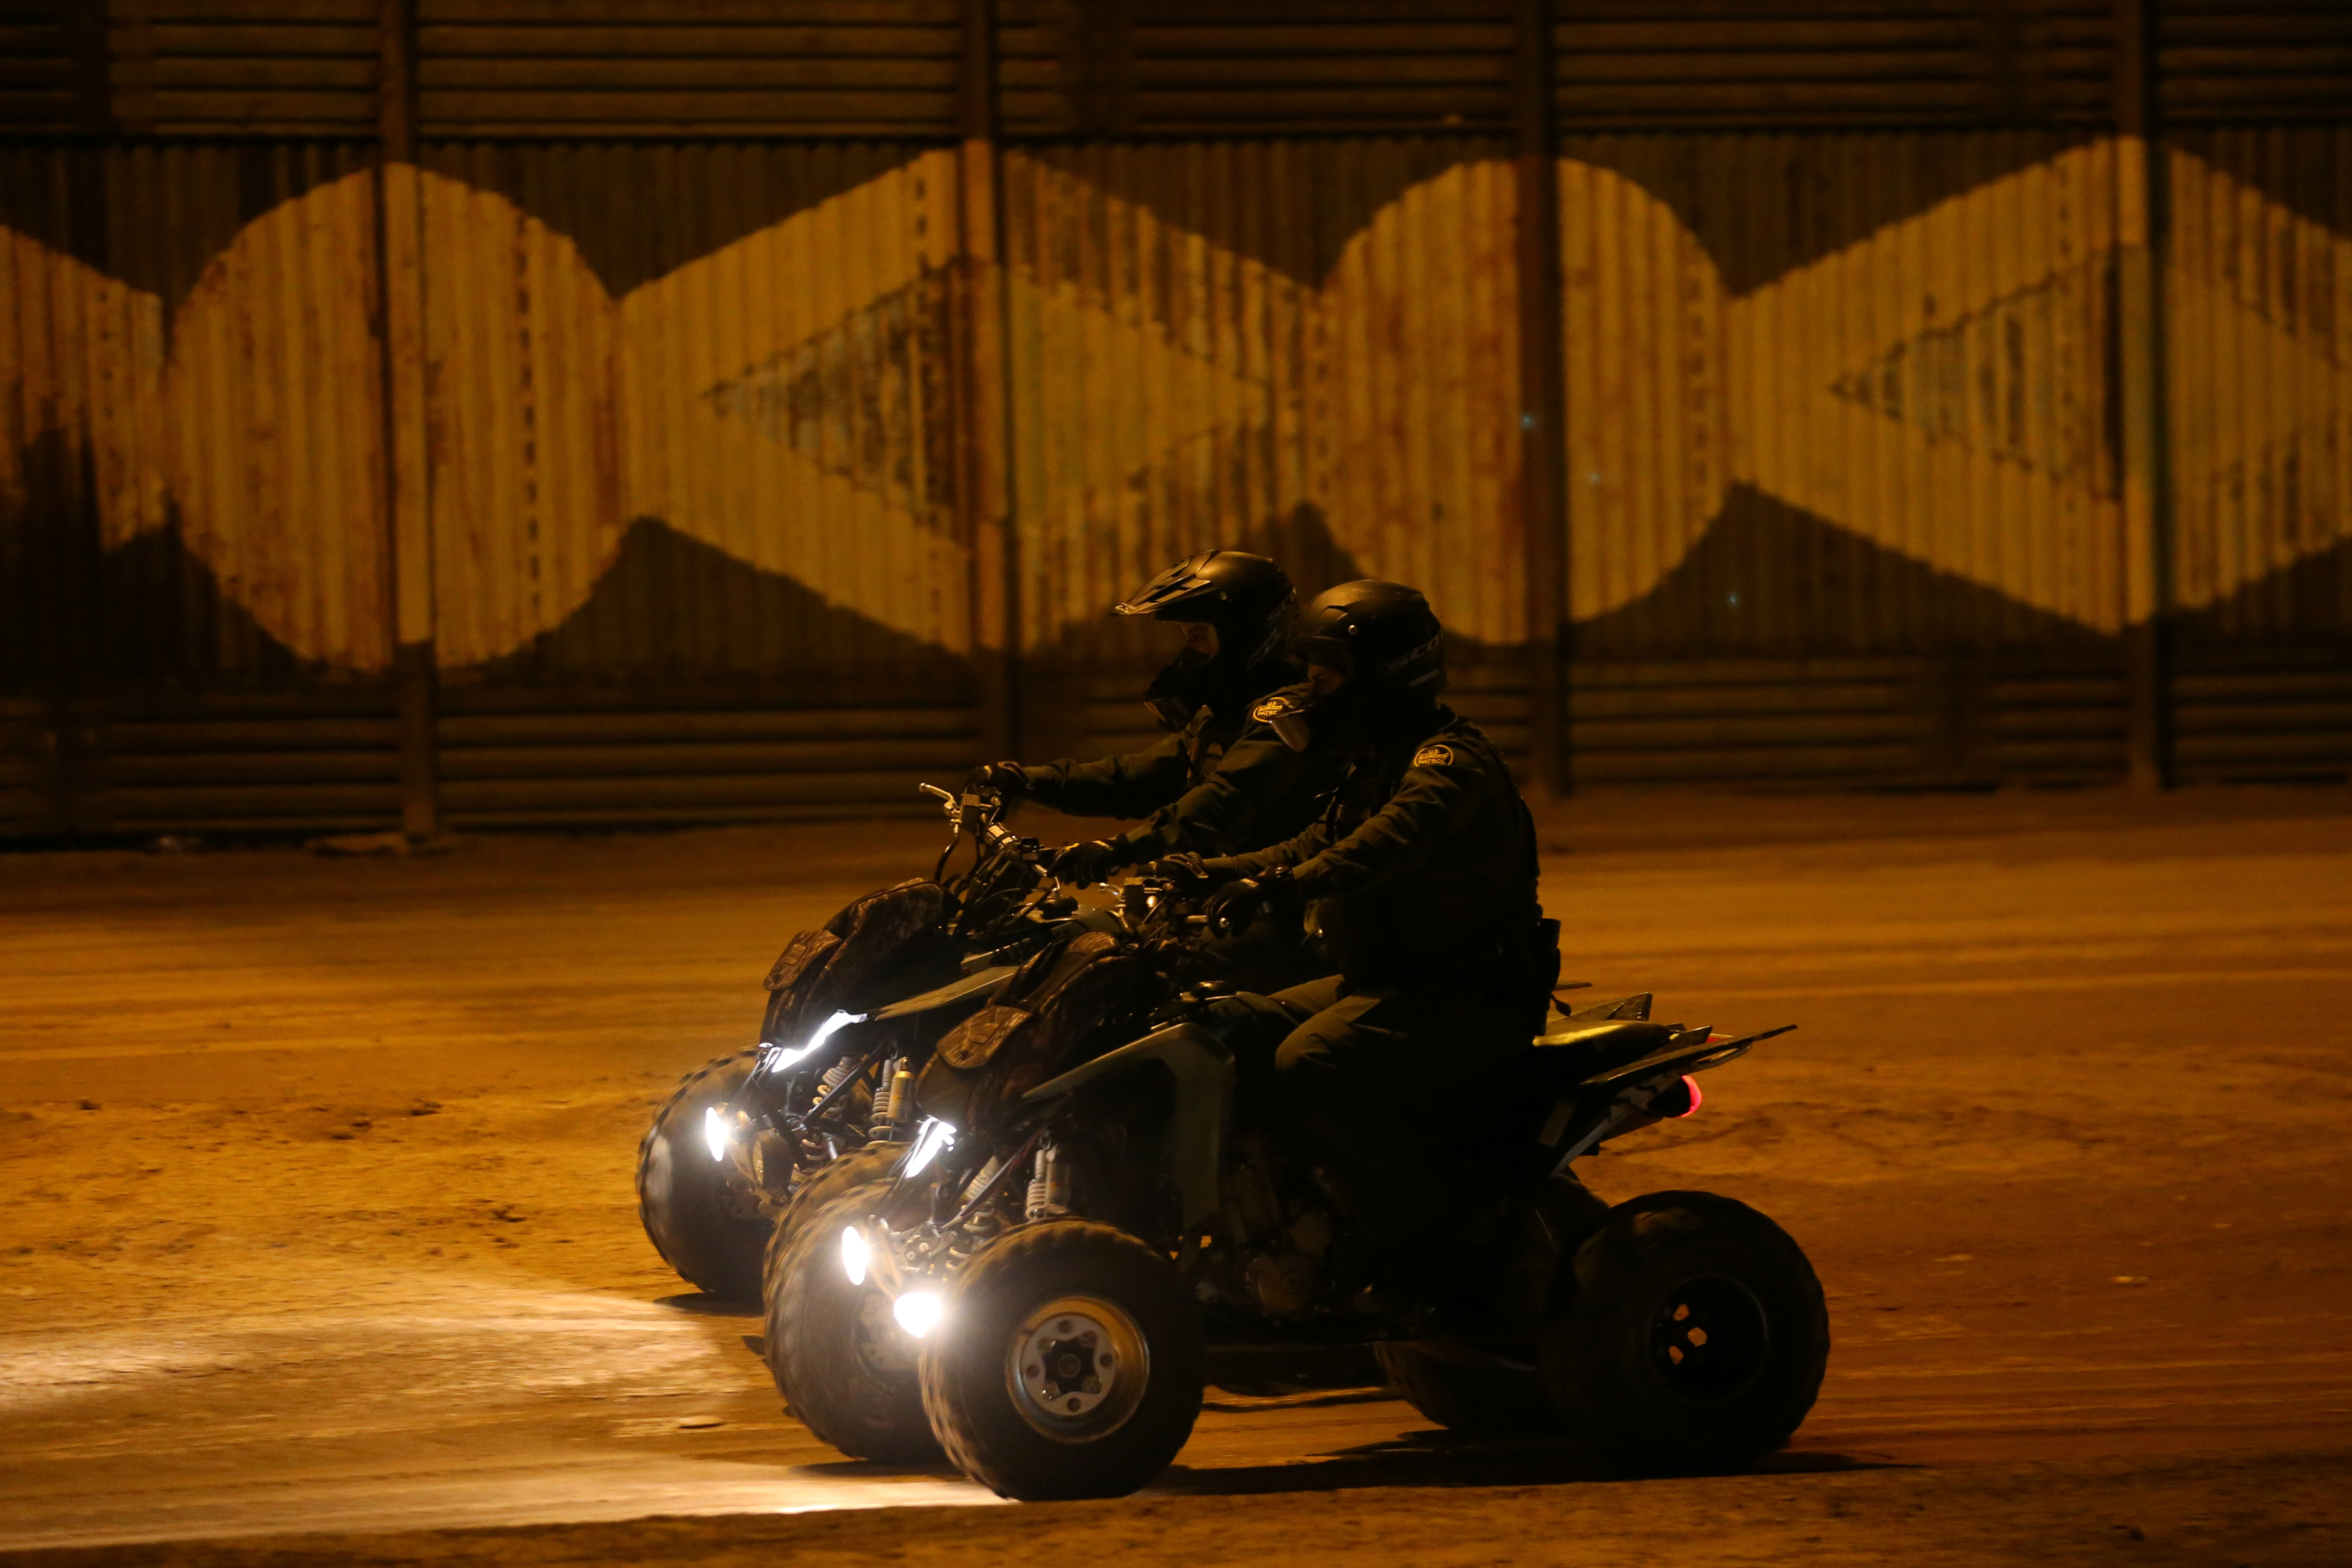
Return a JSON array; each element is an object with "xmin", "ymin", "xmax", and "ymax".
[
  {"xmin": 1251, "ymin": 696, "xmax": 1287, "ymax": 722},
  {"xmin": 1412, "ymin": 743, "xmax": 1455, "ymax": 768}
]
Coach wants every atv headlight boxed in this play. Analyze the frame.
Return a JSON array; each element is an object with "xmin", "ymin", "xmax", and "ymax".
[
  {"xmin": 840, "ymin": 1224, "xmax": 870, "ymax": 1288},
  {"xmin": 892, "ymin": 1289, "xmax": 944, "ymax": 1338},
  {"xmin": 702, "ymin": 1106, "xmax": 732, "ymax": 1163},
  {"xmin": 761, "ymin": 1009, "xmax": 866, "ymax": 1075},
  {"xmin": 902, "ymin": 1117, "xmax": 956, "ymax": 1178}
]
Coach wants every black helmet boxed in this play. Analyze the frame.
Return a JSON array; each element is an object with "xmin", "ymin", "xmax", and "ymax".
[
  {"xmin": 1294, "ymin": 580, "xmax": 1446, "ymax": 697},
  {"xmin": 1260, "ymin": 581, "xmax": 1446, "ymax": 754},
  {"xmin": 1114, "ymin": 550, "xmax": 1295, "ymax": 666},
  {"xmin": 1115, "ymin": 550, "xmax": 1297, "ymax": 729}
]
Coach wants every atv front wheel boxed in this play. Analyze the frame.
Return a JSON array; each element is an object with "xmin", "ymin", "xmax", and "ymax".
[
  {"xmin": 1375, "ymin": 1342, "xmax": 1559, "ymax": 1436},
  {"xmin": 765, "ymin": 1180, "xmax": 940, "ymax": 1463},
  {"xmin": 761, "ymin": 1144, "xmax": 904, "ymax": 1302},
  {"xmin": 920, "ymin": 1220, "xmax": 1204, "ymax": 1501},
  {"xmin": 636, "ymin": 1050, "xmax": 770, "ymax": 1299},
  {"xmin": 1539, "ymin": 1191, "xmax": 1828, "ymax": 1472}
]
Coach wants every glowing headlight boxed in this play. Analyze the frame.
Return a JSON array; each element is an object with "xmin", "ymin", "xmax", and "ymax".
[
  {"xmin": 759, "ymin": 1009, "xmax": 866, "ymax": 1075},
  {"xmin": 839, "ymin": 1224, "xmax": 869, "ymax": 1287},
  {"xmin": 892, "ymin": 1289, "xmax": 944, "ymax": 1338},
  {"xmin": 902, "ymin": 1117, "xmax": 957, "ymax": 1178},
  {"xmin": 703, "ymin": 1106, "xmax": 732, "ymax": 1163}
]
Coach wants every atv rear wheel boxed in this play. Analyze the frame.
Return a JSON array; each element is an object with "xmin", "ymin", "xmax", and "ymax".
[
  {"xmin": 920, "ymin": 1220, "xmax": 1204, "ymax": 1501},
  {"xmin": 636, "ymin": 1050, "xmax": 770, "ymax": 1299},
  {"xmin": 1539, "ymin": 1191, "xmax": 1828, "ymax": 1472},
  {"xmin": 1375, "ymin": 1342, "xmax": 1560, "ymax": 1436},
  {"xmin": 764, "ymin": 1180, "xmax": 940, "ymax": 1463}
]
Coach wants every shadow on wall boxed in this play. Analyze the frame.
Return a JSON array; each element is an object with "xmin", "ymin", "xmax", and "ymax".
[
  {"xmin": 471, "ymin": 516, "xmax": 974, "ymax": 696},
  {"xmin": 1575, "ymin": 484, "xmax": 2123, "ymax": 660},
  {"xmin": 1017, "ymin": 138, "xmax": 1490, "ymax": 288},
  {"xmin": 1031, "ymin": 500, "xmax": 1370, "ymax": 667},
  {"xmin": 0, "ymin": 429, "xmax": 313, "ymax": 692},
  {"xmin": 2176, "ymin": 535, "xmax": 2352, "ymax": 651}
]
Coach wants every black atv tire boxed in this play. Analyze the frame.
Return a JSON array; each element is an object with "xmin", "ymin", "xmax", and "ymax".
[
  {"xmin": 761, "ymin": 1144, "xmax": 905, "ymax": 1303},
  {"xmin": 1539, "ymin": 1191, "xmax": 1828, "ymax": 1472},
  {"xmin": 1375, "ymin": 1342, "xmax": 1560, "ymax": 1436},
  {"xmin": 636, "ymin": 1050, "xmax": 771, "ymax": 1300},
  {"xmin": 920, "ymin": 1220, "xmax": 1204, "ymax": 1501},
  {"xmin": 764, "ymin": 1179, "xmax": 940, "ymax": 1463}
]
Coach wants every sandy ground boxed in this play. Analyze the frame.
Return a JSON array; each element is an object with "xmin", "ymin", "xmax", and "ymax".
[{"xmin": 3, "ymin": 785, "xmax": 2351, "ymax": 1564}]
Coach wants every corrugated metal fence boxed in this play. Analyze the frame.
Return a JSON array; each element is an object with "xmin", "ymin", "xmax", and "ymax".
[{"xmin": 3, "ymin": 1, "xmax": 2349, "ymax": 837}]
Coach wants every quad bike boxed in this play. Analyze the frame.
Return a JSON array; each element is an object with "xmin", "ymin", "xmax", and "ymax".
[
  {"xmin": 764, "ymin": 872, "xmax": 1826, "ymax": 1498},
  {"xmin": 636, "ymin": 782, "xmax": 1096, "ymax": 1299}
]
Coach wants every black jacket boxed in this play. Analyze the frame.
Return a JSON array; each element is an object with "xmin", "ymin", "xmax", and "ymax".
[
  {"xmin": 1020, "ymin": 668, "xmax": 1337, "ymax": 860},
  {"xmin": 1210, "ymin": 705, "xmax": 1542, "ymax": 989}
]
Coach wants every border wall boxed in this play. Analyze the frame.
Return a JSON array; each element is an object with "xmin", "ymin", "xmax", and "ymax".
[{"xmin": 3, "ymin": 2, "xmax": 2348, "ymax": 836}]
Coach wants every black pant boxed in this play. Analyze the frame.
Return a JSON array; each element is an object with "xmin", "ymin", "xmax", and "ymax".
[
  {"xmin": 1190, "ymin": 908, "xmax": 1326, "ymax": 997},
  {"xmin": 1266, "ymin": 967, "xmax": 1532, "ymax": 1252}
]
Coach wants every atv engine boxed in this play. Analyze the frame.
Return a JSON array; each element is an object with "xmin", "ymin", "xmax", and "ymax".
[{"xmin": 1201, "ymin": 1134, "xmax": 1343, "ymax": 1320}]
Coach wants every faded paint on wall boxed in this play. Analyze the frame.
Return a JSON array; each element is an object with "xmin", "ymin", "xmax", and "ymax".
[
  {"xmin": 2, "ymin": 169, "xmax": 388, "ymax": 673},
  {"xmin": 1563, "ymin": 137, "xmax": 2126, "ymax": 650},
  {"xmin": 2167, "ymin": 128, "xmax": 2352, "ymax": 641},
  {"xmin": 999, "ymin": 141, "xmax": 1525, "ymax": 656},
  {"xmin": 3, "ymin": 134, "xmax": 2349, "ymax": 691}
]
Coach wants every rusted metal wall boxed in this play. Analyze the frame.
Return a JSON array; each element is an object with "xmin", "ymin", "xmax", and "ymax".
[
  {"xmin": 2163, "ymin": 124, "xmax": 2352, "ymax": 784},
  {"xmin": 413, "ymin": 0, "xmax": 963, "ymax": 138},
  {"xmin": 997, "ymin": 2, "xmax": 1518, "ymax": 137},
  {"xmin": 0, "ymin": 140, "xmax": 398, "ymax": 836},
  {"xmin": 0, "ymin": 140, "xmax": 387, "ymax": 691},
  {"xmin": 2159, "ymin": 4, "xmax": 2352, "ymax": 124},
  {"xmin": 1000, "ymin": 138, "xmax": 1523, "ymax": 676},
  {"xmin": 408, "ymin": 141, "xmax": 969, "ymax": 686},
  {"xmin": 0, "ymin": 140, "xmax": 977, "ymax": 690},
  {"xmin": 103, "ymin": 0, "xmax": 381, "ymax": 136},
  {"xmin": 7, "ymin": 6, "xmax": 2352, "ymax": 833},
  {"xmin": 0, "ymin": 138, "xmax": 990, "ymax": 834},
  {"xmin": 1554, "ymin": 2, "xmax": 2118, "ymax": 129},
  {"xmin": 2165, "ymin": 125, "xmax": 2352, "ymax": 646},
  {"xmin": 1559, "ymin": 129, "xmax": 2127, "ymax": 658}
]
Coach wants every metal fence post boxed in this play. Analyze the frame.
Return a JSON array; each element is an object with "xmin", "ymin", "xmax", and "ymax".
[
  {"xmin": 1516, "ymin": 0, "xmax": 1570, "ymax": 796},
  {"xmin": 376, "ymin": 0, "xmax": 439, "ymax": 837},
  {"xmin": 960, "ymin": 0, "xmax": 1020, "ymax": 764},
  {"xmin": 2115, "ymin": 0, "xmax": 2172, "ymax": 790}
]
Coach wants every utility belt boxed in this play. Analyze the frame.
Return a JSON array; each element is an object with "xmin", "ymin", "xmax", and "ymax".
[
  {"xmin": 1327, "ymin": 914, "xmax": 1560, "ymax": 1029},
  {"xmin": 1515, "ymin": 916, "xmax": 1565, "ymax": 1031}
]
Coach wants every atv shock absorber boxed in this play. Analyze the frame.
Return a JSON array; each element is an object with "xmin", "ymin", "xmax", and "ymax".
[
  {"xmin": 868, "ymin": 1056, "xmax": 911, "ymax": 1142},
  {"xmin": 1025, "ymin": 1141, "xmax": 1072, "ymax": 1221},
  {"xmin": 959, "ymin": 1154, "xmax": 1004, "ymax": 1208},
  {"xmin": 814, "ymin": 1058, "xmax": 860, "ymax": 1102}
]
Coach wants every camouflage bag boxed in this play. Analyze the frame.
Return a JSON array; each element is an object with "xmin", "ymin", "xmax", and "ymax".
[
  {"xmin": 914, "ymin": 929, "xmax": 1148, "ymax": 1133},
  {"xmin": 759, "ymin": 878, "xmax": 947, "ymax": 1045}
]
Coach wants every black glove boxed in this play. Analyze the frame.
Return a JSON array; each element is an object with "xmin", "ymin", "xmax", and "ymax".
[
  {"xmin": 1203, "ymin": 866, "xmax": 1297, "ymax": 936},
  {"xmin": 962, "ymin": 760, "xmax": 1028, "ymax": 799},
  {"xmin": 1050, "ymin": 838, "xmax": 1125, "ymax": 887},
  {"xmin": 1148, "ymin": 852, "xmax": 1220, "ymax": 889}
]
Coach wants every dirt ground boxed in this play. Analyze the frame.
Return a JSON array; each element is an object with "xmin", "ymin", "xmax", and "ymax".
[{"xmin": 3, "ymin": 784, "xmax": 2351, "ymax": 1565}]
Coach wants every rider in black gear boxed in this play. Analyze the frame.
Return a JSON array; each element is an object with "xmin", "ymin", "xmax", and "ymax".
[
  {"xmin": 1198, "ymin": 580, "xmax": 1558, "ymax": 1318},
  {"xmin": 967, "ymin": 551, "xmax": 1333, "ymax": 883}
]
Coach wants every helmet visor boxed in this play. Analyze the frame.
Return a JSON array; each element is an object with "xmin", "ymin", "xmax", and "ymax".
[{"xmin": 1297, "ymin": 638, "xmax": 1355, "ymax": 680}]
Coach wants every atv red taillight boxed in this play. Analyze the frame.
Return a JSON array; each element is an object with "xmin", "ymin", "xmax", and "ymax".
[{"xmin": 1636, "ymin": 1075, "xmax": 1704, "ymax": 1121}]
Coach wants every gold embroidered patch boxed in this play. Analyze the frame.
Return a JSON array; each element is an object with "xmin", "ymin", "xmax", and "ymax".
[
  {"xmin": 1251, "ymin": 696, "xmax": 1287, "ymax": 722},
  {"xmin": 1413, "ymin": 743, "xmax": 1454, "ymax": 768}
]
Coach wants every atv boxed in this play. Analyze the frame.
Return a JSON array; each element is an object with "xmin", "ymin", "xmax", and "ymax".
[
  {"xmin": 763, "ymin": 874, "xmax": 1827, "ymax": 1498},
  {"xmin": 635, "ymin": 782, "xmax": 1098, "ymax": 1299}
]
